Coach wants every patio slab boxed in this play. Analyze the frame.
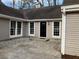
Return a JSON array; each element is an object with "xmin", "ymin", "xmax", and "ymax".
[{"xmin": 0, "ymin": 38, "xmax": 61, "ymax": 59}]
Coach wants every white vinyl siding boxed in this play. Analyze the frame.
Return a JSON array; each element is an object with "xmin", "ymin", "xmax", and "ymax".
[
  {"xmin": 0, "ymin": 19, "xmax": 9, "ymax": 40},
  {"xmin": 65, "ymin": 13, "xmax": 79, "ymax": 56}
]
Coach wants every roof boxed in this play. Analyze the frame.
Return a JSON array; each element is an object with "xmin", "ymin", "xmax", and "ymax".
[
  {"xmin": 0, "ymin": 2, "xmax": 23, "ymax": 18},
  {"xmin": 22, "ymin": 6, "xmax": 62, "ymax": 19},
  {"xmin": 1, "ymin": 0, "xmax": 79, "ymax": 19},
  {"xmin": 0, "ymin": 14, "xmax": 27, "ymax": 21},
  {"xmin": 64, "ymin": 0, "xmax": 79, "ymax": 6},
  {"xmin": 61, "ymin": 4, "xmax": 79, "ymax": 14},
  {"xmin": 0, "ymin": 2, "xmax": 62, "ymax": 19}
]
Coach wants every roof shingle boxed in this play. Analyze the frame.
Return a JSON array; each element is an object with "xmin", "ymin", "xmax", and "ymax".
[
  {"xmin": 0, "ymin": 2, "xmax": 23, "ymax": 18},
  {"xmin": 64, "ymin": 0, "xmax": 79, "ymax": 6},
  {"xmin": 1, "ymin": 0, "xmax": 79, "ymax": 19},
  {"xmin": 22, "ymin": 6, "xmax": 62, "ymax": 19}
]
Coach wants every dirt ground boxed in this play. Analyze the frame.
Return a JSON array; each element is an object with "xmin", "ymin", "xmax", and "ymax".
[{"xmin": 0, "ymin": 38, "xmax": 61, "ymax": 59}]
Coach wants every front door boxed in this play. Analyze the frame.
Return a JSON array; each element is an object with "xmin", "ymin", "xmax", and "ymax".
[{"xmin": 40, "ymin": 21, "xmax": 46, "ymax": 37}]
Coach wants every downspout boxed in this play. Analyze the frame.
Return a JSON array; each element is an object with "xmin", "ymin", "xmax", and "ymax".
[{"xmin": 61, "ymin": 8, "xmax": 66, "ymax": 55}]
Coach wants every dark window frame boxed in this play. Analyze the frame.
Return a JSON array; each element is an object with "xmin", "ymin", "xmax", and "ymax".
[{"xmin": 30, "ymin": 22, "xmax": 34, "ymax": 35}]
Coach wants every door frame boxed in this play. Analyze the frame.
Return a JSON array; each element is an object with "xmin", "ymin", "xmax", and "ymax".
[{"xmin": 40, "ymin": 21, "xmax": 47, "ymax": 37}]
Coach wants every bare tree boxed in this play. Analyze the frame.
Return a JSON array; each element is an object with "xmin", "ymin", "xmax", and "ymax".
[
  {"xmin": 18, "ymin": 0, "xmax": 43, "ymax": 9},
  {"xmin": 18, "ymin": 0, "xmax": 32, "ymax": 9},
  {"xmin": 53, "ymin": 0, "xmax": 56, "ymax": 6},
  {"xmin": 57, "ymin": 0, "xmax": 59, "ymax": 5},
  {"xmin": 37, "ymin": 0, "xmax": 43, "ymax": 7},
  {"xmin": 17, "ymin": 0, "xmax": 62, "ymax": 9},
  {"xmin": 47, "ymin": 0, "xmax": 51, "ymax": 6},
  {"xmin": 12, "ymin": 0, "xmax": 15, "ymax": 8},
  {"xmin": 49, "ymin": 0, "xmax": 54, "ymax": 6},
  {"xmin": 0, "ymin": 0, "xmax": 1, "ymax": 2},
  {"xmin": 41, "ymin": 0, "xmax": 44, "ymax": 6},
  {"xmin": 47, "ymin": 0, "xmax": 54, "ymax": 6}
]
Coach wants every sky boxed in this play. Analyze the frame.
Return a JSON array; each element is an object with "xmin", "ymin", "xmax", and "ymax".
[
  {"xmin": 1, "ymin": 0, "xmax": 64, "ymax": 8},
  {"xmin": 2, "ymin": 0, "xmax": 19, "ymax": 8}
]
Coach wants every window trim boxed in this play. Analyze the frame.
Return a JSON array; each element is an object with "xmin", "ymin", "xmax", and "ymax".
[
  {"xmin": 52, "ymin": 21, "xmax": 61, "ymax": 38},
  {"xmin": 10, "ymin": 20, "xmax": 23, "ymax": 38},
  {"xmin": 28, "ymin": 22, "xmax": 35, "ymax": 36}
]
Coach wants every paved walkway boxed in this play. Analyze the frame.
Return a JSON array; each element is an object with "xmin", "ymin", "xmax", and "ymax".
[{"xmin": 0, "ymin": 38, "xmax": 61, "ymax": 59}]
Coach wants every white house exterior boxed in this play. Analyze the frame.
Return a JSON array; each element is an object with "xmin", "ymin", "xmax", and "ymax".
[
  {"xmin": 61, "ymin": 4, "xmax": 79, "ymax": 58},
  {"xmin": 0, "ymin": 3, "xmax": 62, "ymax": 40},
  {"xmin": 1, "ymin": 1, "xmax": 79, "ymax": 59}
]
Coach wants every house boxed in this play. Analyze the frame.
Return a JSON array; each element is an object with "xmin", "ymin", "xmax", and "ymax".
[
  {"xmin": 0, "ymin": 2, "xmax": 27, "ymax": 40},
  {"xmin": 0, "ymin": 2, "xmax": 62, "ymax": 40},
  {"xmin": 61, "ymin": 0, "xmax": 79, "ymax": 59},
  {"xmin": 22, "ymin": 6, "xmax": 62, "ymax": 39},
  {"xmin": 1, "ymin": 0, "xmax": 79, "ymax": 59}
]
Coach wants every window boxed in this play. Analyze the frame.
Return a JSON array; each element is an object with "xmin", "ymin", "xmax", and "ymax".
[
  {"xmin": 54, "ymin": 22, "xmax": 59, "ymax": 36},
  {"xmin": 29, "ymin": 22, "xmax": 35, "ymax": 35},
  {"xmin": 10, "ymin": 21, "xmax": 16, "ymax": 35},
  {"xmin": 10, "ymin": 21, "xmax": 22, "ymax": 37},
  {"xmin": 17, "ymin": 22, "xmax": 21, "ymax": 35}
]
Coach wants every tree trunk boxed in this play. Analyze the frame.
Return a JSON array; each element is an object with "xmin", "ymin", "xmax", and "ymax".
[
  {"xmin": 41, "ymin": 0, "xmax": 44, "ymax": 6},
  {"xmin": 47, "ymin": 0, "xmax": 51, "ymax": 6},
  {"xmin": 57, "ymin": 0, "xmax": 59, "ymax": 5},
  {"xmin": 0, "ymin": 0, "xmax": 1, "ymax": 2},
  {"xmin": 13, "ymin": 0, "xmax": 15, "ymax": 8},
  {"xmin": 37, "ymin": 0, "xmax": 43, "ymax": 7},
  {"xmin": 54, "ymin": 0, "xmax": 56, "ymax": 6}
]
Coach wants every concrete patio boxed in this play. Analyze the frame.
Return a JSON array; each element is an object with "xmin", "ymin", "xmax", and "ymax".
[{"xmin": 0, "ymin": 38, "xmax": 61, "ymax": 59}]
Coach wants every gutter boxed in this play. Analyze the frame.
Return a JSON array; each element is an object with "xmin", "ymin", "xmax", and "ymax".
[
  {"xmin": 61, "ymin": 4, "xmax": 79, "ymax": 12},
  {"xmin": 0, "ymin": 14, "xmax": 62, "ymax": 22},
  {"xmin": 26, "ymin": 18, "xmax": 62, "ymax": 22},
  {"xmin": 0, "ymin": 14, "xmax": 27, "ymax": 21}
]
